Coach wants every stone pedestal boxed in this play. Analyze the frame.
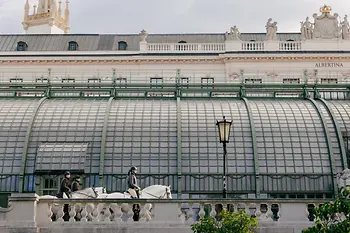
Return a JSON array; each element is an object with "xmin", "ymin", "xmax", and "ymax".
[
  {"xmin": 139, "ymin": 41, "xmax": 148, "ymax": 52},
  {"xmin": 225, "ymin": 40, "xmax": 242, "ymax": 51}
]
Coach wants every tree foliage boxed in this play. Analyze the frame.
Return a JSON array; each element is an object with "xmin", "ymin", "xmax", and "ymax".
[
  {"xmin": 191, "ymin": 209, "xmax": 258, "ymax": 233},
  {"xmin": 302, "ymin": 188, "xmax": 350, "ymax": 233}
]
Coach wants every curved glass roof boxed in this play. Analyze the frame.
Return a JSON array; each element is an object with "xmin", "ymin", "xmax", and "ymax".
[{"xmin": 0, "ymin": 98, "xmax": 347, "ymax": 196}]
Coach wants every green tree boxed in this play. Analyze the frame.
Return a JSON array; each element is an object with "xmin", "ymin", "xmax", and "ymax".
[
  {"xmin": 302, "ymin": 189, "xmax": 350, "ymax": 233},
  {"xmin": 191, "ymin": 209, "xmax": 258, "ymax": 233}
]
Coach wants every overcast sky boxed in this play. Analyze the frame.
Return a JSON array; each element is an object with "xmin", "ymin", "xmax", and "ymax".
[{"xmin": 0, "ymin": 0, "xmax": 349, "ymax": 34}]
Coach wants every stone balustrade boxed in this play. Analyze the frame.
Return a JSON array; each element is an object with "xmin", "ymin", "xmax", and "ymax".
[
  {"xmin": 141, "ymin": 39, "xmax": 350, "ymax": 53},
  {"xmin": 0, "ymin": 193, "xmax": 329, "ymax": 233},
  {"xmin": 146, "ymin": 43, "xmax": 226, "ymax": 53}
]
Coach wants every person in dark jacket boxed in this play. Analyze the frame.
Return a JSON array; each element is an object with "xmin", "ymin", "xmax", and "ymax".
[
  {"xmin": 57, "ymin": 171, "xmax": 72, "ymax": 198},
  {"xmin": 71, "ymin": 175, "xmax": 81, "ymax": 192},
  {"xmin": 127, "ymin": 166, "xmax": 140, "ymax": 198}
]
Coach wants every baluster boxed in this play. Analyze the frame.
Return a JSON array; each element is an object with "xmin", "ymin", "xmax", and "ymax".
[
  {"xmin": 126, "ymin": 204, "xmax": 134, "ymax": 223},
  {"xmin": 97, "ymin": 203, "xmax": 105, "ymax": 222},
  {"xmin": 178, "ymin": 203, "xmax": 186, "ymax": 223},
  {"xmin": 266, "ymin": 204, "xmax": 273, "ymax": 221},
  {"xmin": 139, "ymin": 204, "xmax": 147, "ymax": 222},
  {"xmin": 186, "ymin": 204, "xmax": 195, "ymax": 225},
  {"xmin": 91, "ymin": 204, "xmax": 99, "ymax": 222},
  {"xmin": 255, "ymin": 204, "xmax": 262, "ymax": 220},
  {"xmin": 86, "ymin": 204, "xmax": 94, "ymax": 221},
  {"xmin": 102, "ymin": 204, "xmax": 111, "ymax": 222},
  {"xmin": 69, "ymin": 204, "xmax": 76, "ymax": 222},
  {"xmin": 198, "ymin": 204, "xmax": 205, "ymax": 220},
  {"xmin": 210, "ymin": 204, "xmax": 216, "ymax": 218},
  {"xmin": 56, "ymin": 204, "xmax": 64, "ymax": 222},
  {"xmin": 47, "ymin": 203, "xmax": 53, "ymax": 222},
  {"xmin": 222, "ymin": 203, "xmax": 227, "ymax": 212},
  {"xmin": 111, "ymin": 203, "xmax": 122, "ymax": 223},
  {"xmin": 80, "ymin": 204, "xmax": 88, "ymax": 222}
]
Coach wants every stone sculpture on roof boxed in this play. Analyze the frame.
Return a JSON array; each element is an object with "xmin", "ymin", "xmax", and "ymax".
[
  {"xmin": 311, "ymin": 5, "xmax": 341, "ymax": 39},
  {"xmin": 340, "ymin": 15, "xmax": 350, "ymax": 40},
  {"xmin": 139, "ymin": 29, "xmax": 148, "ymax": 42},
  {"xmin": 265, "ymin": 18, "xmax": 278, "ymax": 41},
  {"xmin": 227, "ymin": 26, "xmax": 241, "ymax": 41},
  {"xmin": 300, "ymin": 17, "xmax": 314, "ymax": 40}
]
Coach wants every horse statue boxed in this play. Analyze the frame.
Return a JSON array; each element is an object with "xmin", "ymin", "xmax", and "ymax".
[{"xmin": 98, "ymin": 185, "xmax": 173, "ymax": 221}]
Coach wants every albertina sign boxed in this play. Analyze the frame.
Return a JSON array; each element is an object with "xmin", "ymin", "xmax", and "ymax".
[{"xmin": 315, "ymin": 63, "xmax": 344, "ymax": 68}]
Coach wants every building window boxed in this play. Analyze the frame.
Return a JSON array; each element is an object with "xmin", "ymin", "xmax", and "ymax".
[
  {"xmin": 118, "ymin": 41, "xmax": 128, "ymax": 50},
  {"xmin": 62, "ymin": 78, "xmax": 75, "ymax": 88},
  {"xmin": 201, "ymin": 77, "xmax": 214, "ymax": 88},
  {"xmin": 178, "ymin": 40, "xmax": 187, "ymax": 43},
  {"xmin": 180, "ymin": 77, "xmax": 189, "ymax": 88},
  {"xmin": 62, "ymin": 78, "xmax": 75, "ymax": 83},
  {"xmin": 245, "ymin": 78, "xmax": 262, "ymax": 84},
  {"xmin": 88, "ymin": 78, "xmax": 101, "ymax": 83},
  {"xmin": 36, "ymin": 78, "xmax": 49, "ymax": 83},
  {"xmin": 68, "ymin": 41, "xmax": 78, "ymax": 51},
  {"xmin": 283, "ymin": 78, "xmax": 300, "ymax": 84},
  {"xmin": 116, "ymin": 77, "xmax": 127, "ymax": 86},
  {"xmin": 150, "ymin": 78, "xmax": 163, "ymax": 88},
  {"xmin": 10, "ymin": 78, "xmax": 23, "ymax": 83},
  {"xmin": 10, "ymin": 78, "xmax": 23, "ymax": 88},
  {"xmin": 321, "ymin": 78, "xmax": 338, "ymax": 84},
  {"xmin": 17, "ymin": 41, "xmax": 28, "ymax": 51}
]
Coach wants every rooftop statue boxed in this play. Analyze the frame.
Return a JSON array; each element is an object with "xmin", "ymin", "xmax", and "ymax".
[
  {"xmin": 300, "ymin": 17, "xmax": 314, "ymax": 40},
  {"xmin": 340, "ymin": 15, "xmax": 350, "ymax": 40},
  {"xmin": 227, "ymin": 25, "xmax": 241, "ymax": 41},
  {"xmin": 312, "ymin": 5, "xmax": 341, "ymax": 39},
  {"xmin": 139, "ymin": 29, "xmax": 148, "ymax": 42},
  {"xmin": 265, "ymin": 18, "xmax": 278, "ymax": 41}
]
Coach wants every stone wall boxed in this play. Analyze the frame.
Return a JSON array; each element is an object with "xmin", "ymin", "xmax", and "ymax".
[{"xmin": 0, "ymin": 193, "xmax": 320, "ymax": 233}]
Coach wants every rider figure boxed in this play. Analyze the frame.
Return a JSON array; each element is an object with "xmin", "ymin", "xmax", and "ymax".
[
  {"xmin": 71, "ymin": 175, "xmax": 81, "ymax": 192},
  {"xmin": 57, "ymin": 171, "xmax": 72, "ymax": 198},
  {"xmin": 127, "ymin": 166, "xmax": 140, "ymax": 198}
]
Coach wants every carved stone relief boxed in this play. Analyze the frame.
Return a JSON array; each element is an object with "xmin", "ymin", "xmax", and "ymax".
[{"xmin": 312, "ymin": 5, "xmax": 341, "ymax": 39}]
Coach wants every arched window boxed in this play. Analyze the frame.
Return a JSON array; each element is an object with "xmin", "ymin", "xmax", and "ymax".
[
  {"xmin": 118, "ymin": 41, "xmax": 127, "ymax": 50},
  {"xmin": 286, "ymin": 39, "xmax": 295, "ymax": 41},
  {"xmin": 68, "ymin": 41, "xmax": 78, "ymax": 51},
  {"xmin": 16, "ymin": 41, "xmax": 28, "ymax": 51},
  {"xmin": 178, "ymin": 40, "xmax": 187, "ymax": 43}
]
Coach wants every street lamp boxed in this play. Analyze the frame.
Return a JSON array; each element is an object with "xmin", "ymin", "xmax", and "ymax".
[{"xmin": 216, "ymin": 116, "xmax": 232, "ymax": 198}]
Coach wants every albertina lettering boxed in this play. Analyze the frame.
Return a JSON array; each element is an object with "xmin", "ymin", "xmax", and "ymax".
[{"xmin": 315, "ymin": 63, "xmax": 344, "ymax": 68}]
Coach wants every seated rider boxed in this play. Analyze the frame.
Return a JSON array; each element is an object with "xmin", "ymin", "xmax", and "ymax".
[
  {"xmin": 127, "ymin": 166, "xmax": 140, "ymax": 198},
  {"xmin": 71, "ymin": 175, "xmax": 81, "ymax": 192},
  {"xmin": 57, "ymin": 171, "xmax": 72, "ymax": 198}
]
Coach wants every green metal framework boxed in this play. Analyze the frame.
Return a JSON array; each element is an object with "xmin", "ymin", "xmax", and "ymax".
[
  {"xmin": 0, "ymin": 82, "xmax": 349, "ymax": 100},
  {"xmin": 99, "ymin": 97, "xmax": 114, "ymax": 185},
  {"xmin": 307, "ymin": 98, "xmax": 338, "ymax": 196},
  {"xmin": 1, "ymin": 81, "xmax": 348, "ymax": 197},
  {"xmin": 318, "ymin": 98, "xmax": 348, "ymax": 169},
  {"xmin": 241, "ymin": 97, "xmax": 260, "ymax": 197},
  {"xmin": 176, "ymin": 97, "xmax": 183, "ymax": 198},
  {"xmin": 19, "ymin": 97, "xmax": 47, "ymax": 192}
]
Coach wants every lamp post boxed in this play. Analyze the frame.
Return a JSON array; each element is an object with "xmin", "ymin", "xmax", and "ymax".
[{"xmin": 216, "ymin": 116, "xmax": 232, "ymax": 198}]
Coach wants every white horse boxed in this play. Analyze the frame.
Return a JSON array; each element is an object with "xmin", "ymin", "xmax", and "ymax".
[
  {"xmin": 39, "ymin": 187, "xmax": 106, "ymax": 200},
  {"xmin": 98, "ymin": 185, "xmax": 172, "ymax": 221}
]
